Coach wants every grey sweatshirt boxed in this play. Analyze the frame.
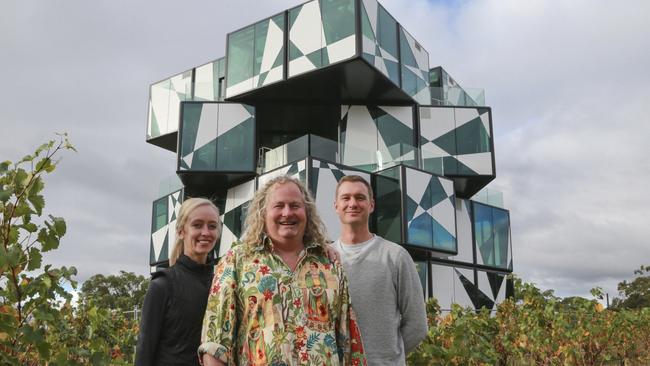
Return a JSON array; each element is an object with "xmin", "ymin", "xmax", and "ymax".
[{"xmin": 334, "ymin": 236, "xmax": 427, "ymax": 366}]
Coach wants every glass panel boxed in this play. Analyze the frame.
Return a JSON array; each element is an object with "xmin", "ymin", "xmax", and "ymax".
[
  {"xmin": 321, "ymin": 0, "xmax": 355, "ymax": 45},
  {"xmin": 254, "ymin": 20, "xmax": 270, "ymax": 77},
  {"xmin": 227, "ymin": 25, "xmax": 255, "ymax": 87},
  {"xmin": 377, "ymin": 4, "xmax": 397, "ymax": 57},
  {"xmin": 414, "ymin": 261, "xmax": 428, "ymax": 298},
  {"xmin": 216, "ymin": 118, "xmax": 255, "ymax": 171},
  {"xmin": 285, "ymin": 134, "xmax": 310, "ymax": 163},
  {"xmin": 152, "ymin": 197, "xmax": 168, "ymax": 232},
  {"xmin": 180, "ymin": 103, "xmax": 202, "ymax": 158},
  {"xmin": 473, "ymin": 202, "xmax": 494, "ymax": 266},
  {"xmin": 455, "ymin": 115, "xmax": 491, "ymax": 155},
  {"xmin": 401, "ymin": 65, "xmax": 418, "ymax": 98},
  {"xmin": 374, "ymin": 167, "xmax": 402, "ymax": 243},
  {"xmin": 148, "ymin": 79, "xmax": 171, "ymax": 138},
  {"xmin": 194, "ymin": 62, "xmax": 215, "ymax": 101},
  {"xmin": 421, "ymin": 145, "xmax": 444, "ymax": 175},
  {"xmin": 288, "ymin": 6, "xmax": 302, "ymax": 62},
  {"xmin": 309, "ymin": 134, "xmax": 338, "ymax": 162},
  {"xmin": 429, "ymin": 68, "xmax": 442, "ymax": 87},
  {"xmin": 192, "ymin": 140, "xmax": 218, "ymax": 170},
  {"xmin": 157, "ymin": 176, "xmax": 183, "ymax": 198},
  {"xmin": 471, "ymin": 188, "xmax": 505, "ymax": 209},
  {"xmin": 493, "ymin": 208, "xmax": 510, "ymax": 269}
]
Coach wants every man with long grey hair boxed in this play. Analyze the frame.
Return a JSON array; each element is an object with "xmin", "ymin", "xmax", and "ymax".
[{"xmin": 199, "ymin": 176, "xmax": 366, "ymax": 366}]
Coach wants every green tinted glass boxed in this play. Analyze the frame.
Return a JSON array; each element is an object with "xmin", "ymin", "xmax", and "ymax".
[
  {"xmin": 227, "ymin": 26, "xmax": 254, "ymax": 86},
  {"xmin": 216, "ymin": 118, "xmax": 254, "ymax": 171},
  {"xmin": 152, "ymin": 198, "xmax": 168, "ymax": 232},
  {"xmin": 377, "ymin": 4, "xmax": 397, "ymax": 57},
  {"xmin": 180, "ymin": 103, "xmax": 202, "ymax": 158},
  {"xmin": 321, "ymin": 0, "xmax": 355, "ymax": 45},
  {"xmin": 374, "ymin": 167, "xmax": 402, "ymax": 242}
]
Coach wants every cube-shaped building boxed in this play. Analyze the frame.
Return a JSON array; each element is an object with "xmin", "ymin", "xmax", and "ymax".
[{"xmin": 146, "ymin": 0, "xmax": 513, "ymax": 312}]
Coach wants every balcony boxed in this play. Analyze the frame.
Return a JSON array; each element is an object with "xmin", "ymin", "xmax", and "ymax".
[{"xmin": 429, "ymin": 66, "xmax": 485, "ymax": 107}]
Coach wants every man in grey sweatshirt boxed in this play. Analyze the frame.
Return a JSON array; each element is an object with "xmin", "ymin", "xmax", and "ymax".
[{"xmin": 332, "ymin": 175, "xmax": 427, "ymax": 366}]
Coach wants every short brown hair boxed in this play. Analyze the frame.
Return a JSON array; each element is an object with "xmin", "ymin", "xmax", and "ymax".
[{"xmin": 335, "ymin": 175, "xmax": 373, "ymax": 201}]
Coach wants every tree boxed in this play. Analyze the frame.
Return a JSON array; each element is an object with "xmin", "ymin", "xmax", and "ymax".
[
  {"xmin": 0, "ymin": 134, "xmax": 77, "ymax": 364},
  {"xmin": 80, "ymin": 271, "xmax": 148, "ymax": 312},
  {"xmin": 612, "ymin": 265, "xmax": 650, "ymax": 310},
  {"xmin": 0, "ymin": 135, "xmax": 135, "ymax": 365}
]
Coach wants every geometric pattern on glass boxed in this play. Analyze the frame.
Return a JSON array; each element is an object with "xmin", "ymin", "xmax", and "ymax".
[
  {"xmin": 430, "ymin": 264, "xmax": 475, "ymax": 312},
  {"xmin": 399, "ymin": 27, "xmax": 430, "ymax": 104},
  {"xmin": 194, "ymin": 57, "xmax": 226, "ymax": 102},
  {"xmin": 340, "ymin": 105, "xmax": 414, "ymax": 172},
  {"xmin": 309, "ymin": 158, "xmax": 371, "ymax": 241},
  {"xmin": 150, "ymin": 189, "xmax": 182, "ymax": 266},
  {"xmin": 477, "ymin": 269, "xmax": 507, "ymax": 308},
  {"xmin": 456, "ymin": 267, "xmax": 494, "ymax": 310},
  {"xmin": 257, "ymin": 159, "xmax": 307, "ymax": 188},
  {"xmin": 179, "ymin": 103, "xmax": 256, "ymax": 172},
  {"xmin": 361, "ymin": 0, "xmax": 400, "ymax": 85},
  {"xmin": 419, "ymin": 106, "xmax": 493, "ymax": 176},
  {"xmin": 472, "ymin": 201, "xmax": 511, "ymax": 270},
  {"xmin": 226, "ymin": 15, "xmax": 285, "ymax": 97},
  {"xmin": 404, "ymin": 167, "xmax": 456, "ymax": 252},
  {"xmin": 451, "ymin": 198, "xmax": 474, "ymax": 264},
  {"xmin": 288, "ymin": 0, "xmax": 356, "ymax": 78},
  {"xmin": 219, "ymin": 179, "xmax": 256, "ymax": 256},
  {"xmin": 373, "ymin": 166, "xmax": 402, "ymax": 244},
  {"xmin": 147, "ymin": 70, "xmax": 192, "ymax": 139}
]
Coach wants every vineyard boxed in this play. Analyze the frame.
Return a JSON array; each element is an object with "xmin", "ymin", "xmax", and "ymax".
[
  {"xmin": 408, "ymin": 277, "xmax": 650, "ymax": 365},
  {"xmin": 2, "ymin": 137, "xmax": 649, "ymax": 365}
]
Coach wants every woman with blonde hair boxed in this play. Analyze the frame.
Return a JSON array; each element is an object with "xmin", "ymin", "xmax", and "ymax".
[{"xmin": 136, "ymin": 197, "xmax": 221, "ymax": 366}]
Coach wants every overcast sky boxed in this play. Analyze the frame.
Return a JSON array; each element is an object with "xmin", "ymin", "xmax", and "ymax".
[{"xmin": 2, "ymin": 0, "xmax": 648, "ymax": 301}]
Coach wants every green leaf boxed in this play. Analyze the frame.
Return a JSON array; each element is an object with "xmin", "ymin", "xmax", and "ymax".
[
  {"xmin": 0, "ymin": 160, "xmax": 10, "ymax": 173},
  {"xmin": 33, "ymin": 141, "xmax": 53, "ymax": 157},
  {"xmin": 13, "ymin": 169, "xmax": 30, "ymax": 190},
  {"xmin": 0, "ymin": 187, "xmax": 12, "ymax": 203},
  {"xmin": 22, "ymin": 222, "xmax": 38, "ymax": 233},
  {"xmin": 6, "ymin": 246, "xmax": 23, "ymax": 267},
  {"xmin": 35, "ymin": 157, "xmax": 54, "ymax": 173},
  {"xmin": 28, "ymin": 194, "xmax": 45, "ymax": 216},
  {"xmin": 12, "ymin": 201, "xmax": 33, "ymax": 217},
  {"xmin": 38, "ymin": 227, "xmax": 60, "ymax": 252},
  {"xmin": 27, "ymin": 248, "xmax": 42, "ymax": 271},
  {"xmin": 51, "ymin": 216, "xmax": 66, "ymax": 236}
]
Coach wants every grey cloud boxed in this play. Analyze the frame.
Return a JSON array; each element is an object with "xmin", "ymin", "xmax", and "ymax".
[{"xmin": 3, "ymin": 0, "xmax": 649, "ymax": 302}]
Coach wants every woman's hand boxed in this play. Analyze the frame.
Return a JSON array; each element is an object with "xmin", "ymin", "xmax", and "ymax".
[
  {"xmin": 202, "ymin": 353, "xmax": 226, "ymax": 366},
  {"xmin": 325, "ymin": 244, "xmax": 340, "ymax": 263}
]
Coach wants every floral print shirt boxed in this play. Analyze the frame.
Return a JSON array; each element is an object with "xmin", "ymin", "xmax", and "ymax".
[{"xmin": 199, "ymin": 241, "xmax": 366, "ymax": 366}]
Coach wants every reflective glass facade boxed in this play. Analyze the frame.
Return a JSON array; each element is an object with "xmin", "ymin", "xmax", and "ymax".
[
  {"xmin": 178, "ymin": 102, "xmax": 256, "ymax": 172},
  {"xmin": 147, "ymin": 58, "xmax": 226, "ymax": 148},
  {"xmin": 473, "ymin": 201, "xmax": 512, "ymax": 270},
  {"xmin": 145, "ymin": 0, "xmax": 512, "ymax": 311},
  {"xmin": 340, "ymin": 105, "xmax": 416, "ymax": 172},
  {"xmin": 226, "ymin": 15, "xmax": 285, "ymax": 97}
]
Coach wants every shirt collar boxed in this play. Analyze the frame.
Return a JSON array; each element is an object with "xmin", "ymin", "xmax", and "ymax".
[{"xmin": 252, "ymin": 236, "xmax": 320, "ymax": 253}]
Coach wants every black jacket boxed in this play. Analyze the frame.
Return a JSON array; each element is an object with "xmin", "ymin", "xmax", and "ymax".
[{"xmin": 135, "ymin": 255, "xmax": 214, "ymax": 366}]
